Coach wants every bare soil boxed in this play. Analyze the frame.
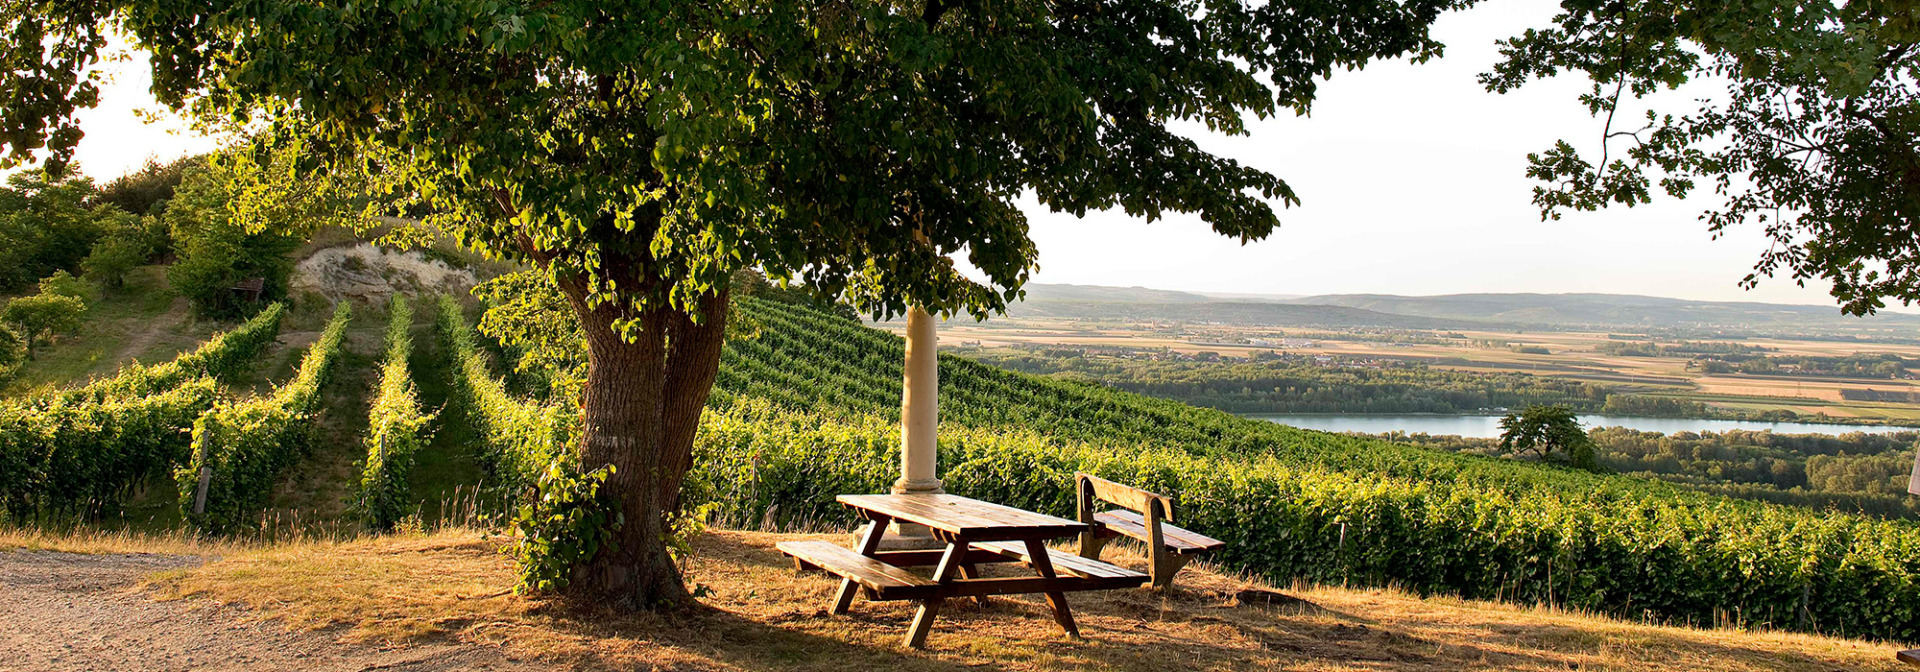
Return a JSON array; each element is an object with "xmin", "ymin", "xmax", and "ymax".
[{"xmin": 0, "ymin": 550, "xmax": 547, "ymax": 672}]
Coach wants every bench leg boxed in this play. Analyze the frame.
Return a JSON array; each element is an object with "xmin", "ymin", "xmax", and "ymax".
[
  {"xmin": 1024, "ymin": 539, "xmax": 1081, "ymax": 639},
  {"xmin": 831, "ymin": 579, "xmax": 860, "ymax": 615},
  {"xmin": 1150, "ymin": 553, "xmax": 1192, "ymax": 590},
  {"xmin": 958, "ymin": 563, "xmax": 990, "ymax": 606},
  {"xmin": 905, "ymin": 599, "xmax": 943, "ymax": 648},
  {"xmin": 833, "ymin": 517, "xmax": 892, "ymax": 615}
]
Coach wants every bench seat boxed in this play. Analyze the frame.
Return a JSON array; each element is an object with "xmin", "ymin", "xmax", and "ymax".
[
  {"xmin": 1093, "ymin": 510, "xmax": 1226, "ymax": 555},
  {"xmin": 777, "ymin": 540, "xmax": 936, "ymax": 600},
  {"xmin": 973, "ymin": 540, "xmax": 1148, "ymax": 587}
]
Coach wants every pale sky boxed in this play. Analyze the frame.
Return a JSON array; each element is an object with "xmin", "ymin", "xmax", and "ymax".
[{"xmin": 49, "ymin": 0, "xmax": 1865, "ymax": 311}]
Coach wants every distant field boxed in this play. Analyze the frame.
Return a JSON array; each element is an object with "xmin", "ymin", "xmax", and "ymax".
[{"xmin": 886, "ymin": 315, "xmax": 1920, "ymax": 422}]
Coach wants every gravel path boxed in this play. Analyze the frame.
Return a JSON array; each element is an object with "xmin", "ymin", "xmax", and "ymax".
[{"xmin": 0, "ymin": 550, "xmax": 548, "ymax": 672}]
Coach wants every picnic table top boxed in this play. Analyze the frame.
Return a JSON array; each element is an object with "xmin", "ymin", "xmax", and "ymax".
[{"xmin": 837, "ymin": 493, "xmax": 1087, "ymax": 541}]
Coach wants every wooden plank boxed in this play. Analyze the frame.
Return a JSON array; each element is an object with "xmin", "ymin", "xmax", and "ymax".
[
  {"xmin": 973, "ymin": 541, "xmax": 1148, "ymax": 582},
  {"xmin": 838, "ymin": 494, "xmax": 1086, "ymax": 541},
  {"xmin": 927, "ymin": 575, "xmax": 1143, "ymax": 598},
  {"xmin": 1077, "ymin": 473, "xmax": 1176, "ymax": 521},
  {"xmin": 873, "ymin": 549, "xmax": 1016, "ymax": 567},
  {"xmin": 1094, "ymin": 510, "xmax": 1226, "ymax": 553},
  {"xmin": 777, "ymin": 540, "xmax": 935, "ymax": 601},
  {"xmin": 1898, "ymin": 649, "xmax": 1920, "ymax": 666}
]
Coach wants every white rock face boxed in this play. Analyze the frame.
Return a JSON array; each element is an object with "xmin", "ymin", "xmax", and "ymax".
[{"xmin": 292, "ymin": 243, "xmax": 476, "ymax": 300}]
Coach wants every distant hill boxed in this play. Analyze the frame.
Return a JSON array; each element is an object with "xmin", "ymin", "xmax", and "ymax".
[
  {"xmin": 1017, "ymin": 283, "xmax": 1215, "ymax": 303},
  {"xmin": 1005, "ymin": 297, "xmax": 1483, "ymax": 329},
  {"xmin": 1282, "ymin": 293, "xmax": 1920, "ymax": 329}
]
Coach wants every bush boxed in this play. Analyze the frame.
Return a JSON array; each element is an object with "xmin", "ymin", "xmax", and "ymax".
[
  {"xmin": 351, "ymin": 297, "xmax": 436, "ymax": 530},
  {"xmin": 2, "ymin": 293, "xmax": 85, "ymax": 358},
  {"xmin": 436, "ymin": 296, "xmax": 575, "ymax": 494},
  {"xmin": 165, "ymin": 163, "xmax": 303, "ymax": 318},
  {"xmin": 95, "ymin": 154, "xmax": 201, "ymax": 217},
  {"xmin": 82, "ymin": 211, "xmax": 159, "ymax": 289},
  {"xmin": 0, "ymin": 170, "xmax": 109, "ymax": 292},
  {"xmin": 176, "ymin": 303, "xmax": 349, "ymax": 532},
  {"xmin": 0, "ymin": 378, "xmax": 219, "ymax": 519},
  {"xmin": 43, "ymin": 302, "xmax": 286, "ymax": 406}
]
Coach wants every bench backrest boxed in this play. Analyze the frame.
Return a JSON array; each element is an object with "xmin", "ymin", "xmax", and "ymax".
[{"xmin": 1075, "ymin": 472, "xmax": 1175, "ymax": 523}]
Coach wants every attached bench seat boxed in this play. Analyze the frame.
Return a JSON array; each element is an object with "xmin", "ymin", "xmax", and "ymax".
[
  {"xmin": 777, "ymin": 540, "xmax": 936, "ymax": 600},
  {"xmin": 972, "ymin": 540, "xmax": 1147, "ymax": 587},
  {"xmin": 1092, "ymin": 509, "xmax": 1227, "ymax": 555}
]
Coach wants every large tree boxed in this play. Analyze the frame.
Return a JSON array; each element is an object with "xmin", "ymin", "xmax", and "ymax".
[
  {"xmin": 2, "ymin": 0, "xmax": 1467, "ymax": 608},
  {"xmin": 1484, "ymin": 0, "xmax": 1918, "ymax": 315}
]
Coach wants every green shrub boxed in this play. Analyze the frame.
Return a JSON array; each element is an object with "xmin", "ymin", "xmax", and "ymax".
[
  {"xmin": 2, "ymin": 293, "xmax": 85, "ymax": 358},
  {"xmin": 0, "ymin": 170, "xmax": 108, "ymax": 292},
  {"xmin": 352, "ymin": 297, "xmax": 436, "ymax": 530},
  {"xmin": 44, "ymin": 302, "xmax": 286, "ymax": 406},
  {"xmin": 176, "ymin": 303, "xmax": 349, "ymax": 532},
  {"xmin": 435, "ymin": 296, "xmax": 575, "ymax": 494},
  {"xmin": 164, "ymin": 163, "xmax": 303, "ymax": 318},
  {"xmin": 0, "ymin": 378, "xmax": 219, "ymax": 519},
  {"xmin": 508, "ymin": 460, "xmax": 619, "ymax": 594}
]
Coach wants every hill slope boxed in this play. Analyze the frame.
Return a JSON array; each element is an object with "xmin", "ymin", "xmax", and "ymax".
[
  {"xmin": 689, "ymin": 297, "xmax": 1920, "ymax": 642},
  {"xmin": 1285, "ymin": 292, "xmax": 1920, "ymax": 329}
]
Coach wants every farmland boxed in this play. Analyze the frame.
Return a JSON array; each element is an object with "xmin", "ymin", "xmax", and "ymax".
[{"xmin": 889, "ymin": 308, "xmax": 1920, "ymax": 423}]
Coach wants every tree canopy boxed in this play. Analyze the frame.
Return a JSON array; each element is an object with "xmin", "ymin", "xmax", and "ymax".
[
  {"xmin": 3, "ymin": 0, "xmax": 1473, "ymax": 608},
  {"xmin": 1485, "ymin": 0, "xmax": 1919, "ymax": 315}
]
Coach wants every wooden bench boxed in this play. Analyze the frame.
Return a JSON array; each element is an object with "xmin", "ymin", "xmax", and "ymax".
[
  {"xmin": 1074, "ymin": 472, "xmax": 1226, "ymax": 589},
  {"xmin": 778, "ymin": 540, "xmax": 937, "ymax": 605}
]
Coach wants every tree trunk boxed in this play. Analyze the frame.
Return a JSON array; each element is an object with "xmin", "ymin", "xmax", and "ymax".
[{"xmin": 559, "ymin": 282, "xmax": 730, "ymax": 611}]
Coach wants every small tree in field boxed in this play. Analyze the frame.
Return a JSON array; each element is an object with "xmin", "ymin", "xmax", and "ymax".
[
  {"xmin": 4, "ymin": 0, "xmax": 1472, "ymax": 609},
  {"xmin": 1498, "ymin": 405, "xmax": 1600, "ymax": 471},
  {"xmin": 2, "ymin": 293, "xmax": 84, "ymax": 359}
]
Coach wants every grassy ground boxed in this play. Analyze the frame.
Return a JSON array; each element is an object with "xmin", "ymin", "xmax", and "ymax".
[{"xmin": 109, "ymin": 527, "xmax": 1907, "ymax": 671}]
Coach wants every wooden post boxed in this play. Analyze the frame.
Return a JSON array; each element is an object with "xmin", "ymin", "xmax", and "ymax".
[
  {"xmin": 1076, "ymin": 475, "xmax": 1099, "ymax": 559},
  {"xmin": 1145, "ymin": 499, "xmax": 1169, "ymax": 590}
]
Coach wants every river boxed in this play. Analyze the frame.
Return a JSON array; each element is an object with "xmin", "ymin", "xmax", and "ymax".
[{"xmin": 1247, "ymin": 413, "xmax": 1920, "ymax": 438}]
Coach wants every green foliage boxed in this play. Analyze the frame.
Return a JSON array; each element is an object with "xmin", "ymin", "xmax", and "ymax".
[
  {"xmin": 0, "ymin": 169, "xmax": 108, "ymax": 292},
  {"xmin": 40, "ymin": 302, "xmax": 286, "ymax": 406},
  {"xmin": 82, "ymin": 211, "xmax": 159, "ymax": 289},
  {"xmin": 164, "ymin": 161, "xmax": 306, "ymax": 318},
  {"xmin": 508, "ymin": 461, "xmax": 620, "ymax": 594},
  {"xmin": 95, "ymin": 153, "xmax": 201, "ymax": 216},
  {"xmin": 471, "ymin": 272, "xmax": 587, "ymax": 403},
  {"xmin": 0, "ymin": 378, "xmax": 218, "ymax": 519},
  {"xmin": 36, "ymin": 270, "xmax": 91, "ymax": 302},
  {"xmin": 1497, "ymin": 405, "xmax": 1601, "ymax": 471},
  {"xmin": 968, "ymin": 348, "xmax": 1611, "ymax": 415},
  {"xmin": 436, "ymin": 296, "xmax": 575, "ymax": 493},
  {"xmin": 177, "ymin": 303, "xmax": 350, "ymax": 533},
  {"xmin": 1483, "ymin": 0, "xmax": 1920, "ymax": 316},
  {"xmin": 352, "ymin": 296, "xmax": 436, "ymax": 530},
  {"xmin": 685, "ymin": 298, "xmax": 1920, "ymax": 642},
  {"xmin": 2, "ymin": 292, "xmax": 85, "ymax": 357},
  {"xmin": 0, "ymin": 324, "xmax": 22, "ymax": 385}
]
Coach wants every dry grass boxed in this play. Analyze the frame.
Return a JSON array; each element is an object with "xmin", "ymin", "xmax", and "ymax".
[
  {"xmin": 141, "ymin": 528, "xmax": 1908, "ymax": 671},
  {"xmin": 0, "ymin": 523, "xmax": 248, "ymax": 556}
]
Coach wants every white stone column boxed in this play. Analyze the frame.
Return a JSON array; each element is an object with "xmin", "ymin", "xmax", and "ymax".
[
  {"xmin": 890, "ymin": 306, "xmax": 944, "ymax": 543},
  {"xmin": 896, "ymin": 306, "xmax": 944, "ymax": 494}
]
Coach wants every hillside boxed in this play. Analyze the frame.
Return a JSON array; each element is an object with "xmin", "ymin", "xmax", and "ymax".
[
  {"xmin": 1002, "ymin": 297, "xmax": 1480, "ymax": 328},
  {"xmin": 696, "ymin": 297, "xmax": 1920, "ymax": 643},
  {"xmin": 1285, "ymin": 292, "xmax": 1920, "ymax": 330}
]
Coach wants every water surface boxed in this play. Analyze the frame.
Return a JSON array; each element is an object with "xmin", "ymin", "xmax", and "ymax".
[{"xmin": 1248, "ymin": 413, "xmax": 1920, "ymax": 438}]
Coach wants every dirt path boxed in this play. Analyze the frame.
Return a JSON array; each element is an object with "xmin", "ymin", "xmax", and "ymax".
[
  {"xmin": 113, "ymin": 295, "xmax": 189, "ymax": 365},
  {"xmin": 0, "ymin": 550, "xmax": 547, "ymax": 672}
]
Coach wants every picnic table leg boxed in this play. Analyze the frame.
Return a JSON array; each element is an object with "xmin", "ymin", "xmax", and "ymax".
[
  {"xmin": 958, "ymin": 563, "xmax": 990, "ymax": 606},
  {"xmin": 833, "ymin": 516, "xmax": 891, "ymax": 615},
  {"xmin": 904, "ymin": 540, "xmax": 969, "ymax": 649},
  {"xmin": 1023, "ymin": 539, "xmax": 1081, "ymax": 639}
]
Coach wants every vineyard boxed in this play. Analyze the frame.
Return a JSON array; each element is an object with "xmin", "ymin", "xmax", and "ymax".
[{"xmin": 8, "ymin": 292, "xmax": 1920, "ymax": 643}]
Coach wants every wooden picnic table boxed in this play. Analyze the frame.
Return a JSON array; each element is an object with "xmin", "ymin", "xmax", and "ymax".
[{"xmin": 778, "ymin": 493, "xmax": 1147, "ymax": 648}]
